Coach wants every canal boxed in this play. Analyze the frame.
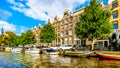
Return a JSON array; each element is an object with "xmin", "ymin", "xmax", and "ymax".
[{"xmin": 0, "ymin": 52, "xmax": 120, "ymax": 68}]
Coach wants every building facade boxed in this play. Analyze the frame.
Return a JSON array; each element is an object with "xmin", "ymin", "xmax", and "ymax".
[
  {"xmin": 52, "ymin": 0, "xmax": 120, "ymax": 46},
  {"xmin": 110, "ymin": 0, "xmax": 120, "ymax": 30},
  {"xmin": 33, "ymin": 0, "xmax": 120, "ymax": 47},
  {"xmin": 52, "ymin": 9, "xmax": 84, "ymax": 46},
  {"xmin": 32, "ymin": 24, "xmax": 42, "ymax": 46}
]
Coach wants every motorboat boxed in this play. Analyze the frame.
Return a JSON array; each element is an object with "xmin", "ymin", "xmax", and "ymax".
[
  {"xmin": 11, "ymin": 48, "xmax": 22, "ymax": 52},
  {"xmin": 46, "ymin": 48, "xmax": 59, "ymax": 55},
  {"xmin": 26, "ymin": 48, "xmax": 40, "ymax": 54}
]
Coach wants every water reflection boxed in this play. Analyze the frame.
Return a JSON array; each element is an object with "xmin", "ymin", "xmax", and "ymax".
[
  {"xmin": 0, "ymin": 52, "xmax": 120, "ymax": 68},
  {"xmin": 98, "ymin": 59, "xmax": 120, "ymax": 68},
  {"xmin": 0, "ymin": 52, "xmax": 39, "ymax": 68},
  {"xmin": 33, "ymin": 55, "xmax": 120, "ymax": 68}
]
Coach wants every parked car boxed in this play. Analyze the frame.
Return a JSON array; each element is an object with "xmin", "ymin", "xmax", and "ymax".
[
  {"xmin": 38, "ymin": 46, "xmax": 49, "ymax": 50},
  {"xmin": 58, "ymin": 45, "xmax": 73, "ymax": 50},
  {"xmin": 50, "ymin": 46, "xmax": 59, "ymax": 50},
  {"xmin": 72, "ymin": 45, "xmax": 91, "ymax": 51}
]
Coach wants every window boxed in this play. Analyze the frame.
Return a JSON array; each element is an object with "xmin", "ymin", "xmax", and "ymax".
[
  {"xmin": 58, "ymin": 38, "xmax": 60, "ymax": 42},
  {"xmin": 65, "ymin": 25, "xmax": 68, "ymax": 29},
  {"xmin": 65, "ymin": 19, "xmax": 68, "ymax": 23},
  {"xmin": 74, "ymin": 35, "xmax": 77, "ymax": 39},
  {"xmin": 60, "ymin": 21, "xmax": 63, "ymax": 25},
  {"xmin": 61, "ymin": 32, "xmax": 64, "ymax": 36},
  {"xmin": 74, "ymin": 22, "xmax": 77, "ymax": 26},
  {"xmin": 112, "ymin": 1, "xmax": 118, "ymax": 8},
  {"xmin": 70, "ymin": 24, "xmax": 72, "ymax": 28},
  {"xmin": 70, "ymin": 16, "xmax": 72, "ymax": 21},
  {"xmin": 112, "ymin": 11, "xmax": 118, "ymax": 19},
  {"xmin": 69, "ymin": 30, "xmax": 72, "ymax": 35},
  {"xmin": 66, "ymin": 30, "xmax": 68, "ymax": 36},
  {"xmin": 69, "ymin": 37, "xmax": 72, "ymax": 44},
  {"xmin": 58, "ymin": 32, "xmax": 60, "ymax": 36},
  {"xmin": 113, "ymin": 21, "xmax": 118, "ymax": 29},
  {"xmin": 61, "ymin": 26, "xmax": 64, "ymax": 30},
  {"xmin": 58, "ymin": 27, "xmax": 60, "ymax": 30},
  {"xmin": 62, "ymin": 38, "xmax": 64, "ymax": 44},
  {"xmin": 56, "ymin": 39, "xmax": 57, "ymax": 43},
  {"xmin": 65, "ymin": 38, "xmax": 68, "ymax": 45}
]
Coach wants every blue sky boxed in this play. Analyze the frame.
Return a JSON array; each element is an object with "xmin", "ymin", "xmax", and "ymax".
[{"xmin": 0, "ymin": 0, "xmax": 108, "ymax": 34}]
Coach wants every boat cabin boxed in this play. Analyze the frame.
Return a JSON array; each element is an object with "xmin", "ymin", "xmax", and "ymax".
[{"xmin": 92, "ymin": 40, "xmax": 109, "ymax": 50}]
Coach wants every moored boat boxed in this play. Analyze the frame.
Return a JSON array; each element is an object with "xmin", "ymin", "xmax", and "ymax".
[
  {"xmin": 95, "ymin": 52, "xmax": 120, "ymax": 60},
  {"xmin": 63, "ymin": 51, "xmax": 95, "ymax": 57},
  {"xmin": 26, "ymin": 48, "xmax": 40, "ymax": 54},
  {"xmin": 46, "ymin": 48, "xmax": 59, "ymax": 55},
  {"xmin": 11, "ymin": 48, "xmax": 22, "ymax": 52}
]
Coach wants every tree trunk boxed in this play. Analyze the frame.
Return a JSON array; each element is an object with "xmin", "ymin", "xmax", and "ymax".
[{"xmin": 91, "ymin": 37, "xmax": 94, "ymax": 50}]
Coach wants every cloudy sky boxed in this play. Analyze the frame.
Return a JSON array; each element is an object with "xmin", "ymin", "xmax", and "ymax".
[{"xmin": 0, "ymin": 0, "xmax": 107, "ymax": 34}]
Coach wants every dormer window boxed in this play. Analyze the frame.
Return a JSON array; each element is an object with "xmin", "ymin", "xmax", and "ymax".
[
  {"xmin": 64, "ymin": 14, "xmax": 68, "ymax": 18},
  {"xmin": 112, "ymin": 1, "xmax": 118, "ymax": 8},
  {"xmin": 64, "ymin": 10, "xmax": 69, "ymax": 18}
]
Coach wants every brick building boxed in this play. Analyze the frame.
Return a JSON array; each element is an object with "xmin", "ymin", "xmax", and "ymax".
[
  {"xmin": 32, "ymin": 24, "xmax": 42, "ymax": 45},
  {"xmin": 33, "ymin": 0, "xmax": 120, "ymax": 47},
  {"xmin": 52, "ymin": 0, "xmax": 120, "ymax": 46}
]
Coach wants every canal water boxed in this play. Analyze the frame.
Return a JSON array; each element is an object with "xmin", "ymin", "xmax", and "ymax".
[{"xmin": 0, "ymin": 52, "xmax": 120, "ymax": 68}]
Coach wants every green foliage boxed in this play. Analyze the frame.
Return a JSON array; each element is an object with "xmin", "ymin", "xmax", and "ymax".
[
  {"xmin": 11, "ymin": 35, "xmax": 21, "ymax": 46},
  {"xmin": 5, "ymin": 31, "xmax": 16, "ymax": 38},
  {"xmin": 0, "ymin": 31, "xmax": 16, "ymax": 46},
  {"xmin": 5, "ymin": 31, "xmax": 16, "ymax": 46},
  {"xmin": 75, "ymin": 0, "xmax": 113, "ymax": 39},
  {"xmin": 20, "ymin": 30, "xmax": 36, "ymax": 45},
  {"xmin": 0, "ymin": 30, "xmax": 36, "ymax": 46},
  {"xmin": 40, "ymin": 23, "xmax": 56, "ymax": 43}
]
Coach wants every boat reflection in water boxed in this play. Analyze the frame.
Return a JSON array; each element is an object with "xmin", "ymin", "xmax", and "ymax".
[
  {"xmin": 33, "ymin": 54, "xmax": 120, "ymax": 68},
  {"xmin": 33, "ymin": 55, "xmax": 73, "ymax": 68},
  {"xmin": 99, "ymin": 59, "xmax": 120, "ymax": 68},
  {"xmin": 0, "ymin": 52, "xmax": 120, "ymax": 68}
]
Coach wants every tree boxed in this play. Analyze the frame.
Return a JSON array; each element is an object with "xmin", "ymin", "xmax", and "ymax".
[
  {"xmin": 5, "ymin": 31, "xmax": 16, "ymax": 46},
  {"xmin": 11, "ymin": 35, "xmax": 21, "ymax": 46},
  {"xmin": 75, "ymin": 0, "xmax": 112, "ymax": 45},
  {"xmin": 0, "ymin": 31, "xmax": 16, "ymax": 46},
  {"xmin": 20, "ymin": 30, "xmax": 36, "ymax": 46},
  {"xmin": 40, "ymin": 23, "xmax": 56, "ymax": 46}
]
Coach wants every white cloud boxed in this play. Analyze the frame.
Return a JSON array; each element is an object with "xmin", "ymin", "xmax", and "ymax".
[
  {"xmin": 0, "ymin": 20, "xmax": 29, "ymax": 34},
  {"xmin": 0, "ymin": 9, "xmax": 12, "ymax": 20},
  {"xmin": 0, "ymin": 20, "xmax": 16, "ymax": 32},
  {"xmin": 8, "ymin": 0, "xmax": 89, "ymax": 22},
  {"xmin": 19, "ymin": 26, "xmax": 29, "ymax": 33}
]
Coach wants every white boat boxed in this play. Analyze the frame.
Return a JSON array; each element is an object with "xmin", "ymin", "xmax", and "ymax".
[
  {"xmin": 26, "ymin": 48, "xmax": 40, "ymax": 54},
  {"xmin": 11, "ymin": 48, "xmax": 22, "ymax": 52},
  {"xmin": 46, "ymin": 48, "xmax": 59, "ymax": 55}
]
